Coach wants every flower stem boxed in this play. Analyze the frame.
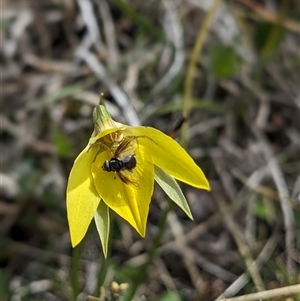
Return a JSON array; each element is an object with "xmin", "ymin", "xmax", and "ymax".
[
  {"xmin": 71, "ymin": 243, "xmax": 83, "ymax": 300},
  {"xmin": 95, "ymin": 256, "xmax": 110, "ymax": 295}
]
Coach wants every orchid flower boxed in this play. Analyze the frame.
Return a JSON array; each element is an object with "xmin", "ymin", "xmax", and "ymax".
[{"xmin": 66, "ymin": 96, "xmax": 210, "ymax": 257}]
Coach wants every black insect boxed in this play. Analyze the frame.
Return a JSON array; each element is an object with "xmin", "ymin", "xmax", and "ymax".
[
  {"xmin": 102, "ymin": 137, "xmax": 139, "ymax": 188},
  {"xmin": 102, "ymin": 154, "xmax": 136, "ymax": 172}
]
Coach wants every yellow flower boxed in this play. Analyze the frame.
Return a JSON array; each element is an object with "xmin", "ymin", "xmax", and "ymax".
[{"xmin": 66, "ymin": 96, "xmax": 210, "ymax": 257}]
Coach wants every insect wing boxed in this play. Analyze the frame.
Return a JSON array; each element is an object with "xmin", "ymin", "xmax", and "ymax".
[
  {"xmin": 115, "ymin": 136, "xmax": 137, "ymax": 159},
  {"xmin": 117, "ymin": 170, "xmax": 140, "ymax": 189}
]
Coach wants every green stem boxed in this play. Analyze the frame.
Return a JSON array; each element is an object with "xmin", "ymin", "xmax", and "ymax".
[
  {"xmin": 94, "ymin": 256, "xmax": 110, "ymax": 296},
  {"xmin": 70, "ymin": 243, "xmax": 82, "ymax": 300},
  {"xmin": 181, "ymin": 0, "xmax": 223, "ymax": 148}
]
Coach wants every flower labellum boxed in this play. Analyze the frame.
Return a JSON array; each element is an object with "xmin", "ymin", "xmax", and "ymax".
[{"xmin": 66, "ymin": 95, "xmax": 210, "ymax": 257}]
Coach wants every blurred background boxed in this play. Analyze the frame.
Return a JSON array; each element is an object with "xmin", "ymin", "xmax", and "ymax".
[{"xmin": 1, "ymin": 0, "xmax": 299, "ymax": 300}]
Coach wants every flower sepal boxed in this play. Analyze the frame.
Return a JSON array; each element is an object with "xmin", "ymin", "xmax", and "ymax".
[
  {"xmin": 154, "ymin": 166, "xmax": 193, "ymax": 220},
  {"xmin": 90, "ymin": 94, "xmax": 127, "ymax": 145}
]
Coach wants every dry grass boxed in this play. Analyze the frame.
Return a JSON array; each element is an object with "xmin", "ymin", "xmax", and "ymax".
[{"xmin": 1, "ymin": 0, "xmax": 299, "ymax": 300}]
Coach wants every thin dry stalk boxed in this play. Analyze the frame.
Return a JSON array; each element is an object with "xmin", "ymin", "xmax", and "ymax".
[
  {"xmin": 74, "ymin": 48, "xmax": 141, "ymax": 126},
  {"xmin": 251, "ymin": 124, "xmax": 295, "ymax": 276},
  {"xmin": 217, "ymin": 284, "xmax": 300, "ymax": 301},
  {"xmin": 215, "ymin": 227, "xmax": 279, "ymax": 300},
  {"xmin": 165, "ymin": 206, "xmax": 206, "ymax": 296},
  {"xmin": 237, "ymin": 0, "xmax": 300, "ymax": 33},
  {"xmin": 213, "ymin": 193, "xmax": 265, "ymax": 291},
  {"xmin": 150, "ymin": 0, "xmax": 184, "ymax": 95}
]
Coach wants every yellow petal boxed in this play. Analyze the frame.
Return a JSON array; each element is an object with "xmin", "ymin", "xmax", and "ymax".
[
  {"xmin": 66, "ymin": 145, "xmax": 101, "ymax": 247},
  {"xmin": 91, "ymin": 145, "xmax": 154, "ymax": 236},
  {"xmin": 128, "ymin": 127, "xmax": 210, "ymax": 190}
]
